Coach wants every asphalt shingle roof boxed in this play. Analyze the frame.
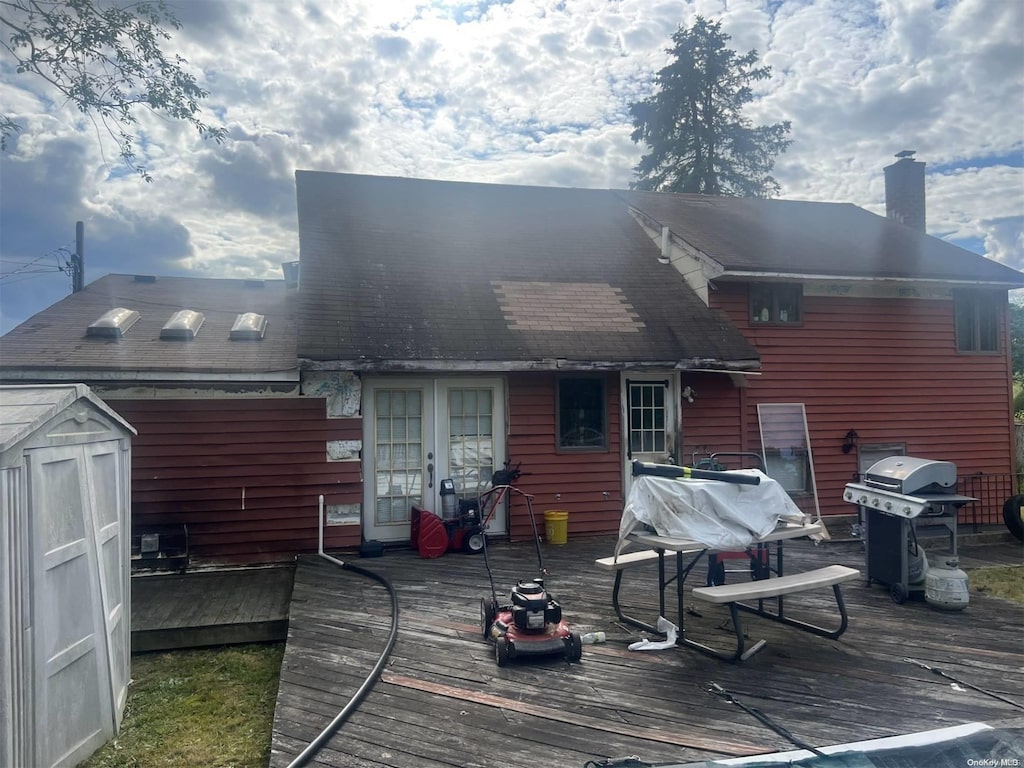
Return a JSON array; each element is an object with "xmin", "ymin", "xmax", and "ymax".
[
  {"xmin": 295, "ymin": 171, "xmax": 760, "ymax": 368},
  {"xmin": 7, "ymin": 174, "xmax": 1018, "ymax": 378},
  {"xmin": 618, "ymin": 190, "xmax": 1024, "ymax": 285},
  {"xmin": 0, "ymin": 274, "xmax": 296, "ymax": 376}
]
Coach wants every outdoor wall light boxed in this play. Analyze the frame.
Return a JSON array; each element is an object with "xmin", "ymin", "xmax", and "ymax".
[{"xmin": 842, "ymin": 429, "xmax": 859, "ymax": 454}]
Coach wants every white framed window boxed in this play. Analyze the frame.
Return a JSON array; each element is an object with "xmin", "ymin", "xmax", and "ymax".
[{"xmin": 628, "ymin": 380, "xmax": 667, "ymax": 455}]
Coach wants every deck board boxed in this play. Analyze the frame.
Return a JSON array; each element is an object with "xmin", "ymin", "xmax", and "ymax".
[
  {"xmin": 269, "ymin": 533, "xmax": 1024, "ymax": 766},
  {"xmin": 131, "ymin": 566, "xmax": 293, "ymax": 652}
]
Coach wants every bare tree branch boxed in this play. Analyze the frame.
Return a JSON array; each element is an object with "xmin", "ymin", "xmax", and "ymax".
[{"xmin": 0, "ymin": 0, "xmax": 224, "ymax": 180}]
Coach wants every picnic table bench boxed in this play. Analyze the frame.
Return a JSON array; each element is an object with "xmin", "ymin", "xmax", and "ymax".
[{"xmin": 597, "ymin": 524, "xmax": 860, "ymax": 662}]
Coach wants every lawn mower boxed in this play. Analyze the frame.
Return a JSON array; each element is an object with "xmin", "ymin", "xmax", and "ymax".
[{"xmin": 478, "ymin": 471, "xmax": 582, "ymax": 666}]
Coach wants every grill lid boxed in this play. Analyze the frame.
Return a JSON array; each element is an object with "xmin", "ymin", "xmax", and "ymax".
[{"xmin": 863, "ymin": 455, "xmax": 956, "ymax": 495}]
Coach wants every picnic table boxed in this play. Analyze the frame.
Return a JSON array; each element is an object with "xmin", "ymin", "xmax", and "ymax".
[{"xmin": 597, "ymin": 464, "xmax": 860, "ymax": 662}]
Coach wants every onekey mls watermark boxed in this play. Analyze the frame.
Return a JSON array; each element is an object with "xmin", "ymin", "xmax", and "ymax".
[{"xmin": 966, "ymin": 759, "xmax": 1021, "ymax": 767}]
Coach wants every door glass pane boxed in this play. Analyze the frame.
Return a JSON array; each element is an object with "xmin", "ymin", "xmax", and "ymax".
[
  {"xmin": 374, "ymin": 389, "xmax": 423, "ymax": 526},
  {"xmin": 448, "ymin": 388, "xmax": 494, "ymax": 496},
  {"xmin": 629, "ymin": 382, "xmax": 667, "ymax": 458}
]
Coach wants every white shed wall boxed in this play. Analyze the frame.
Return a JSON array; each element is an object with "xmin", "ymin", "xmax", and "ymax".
[{"xmin": 0, "ymin": 385, "xmax": 133, "ymax": 768}]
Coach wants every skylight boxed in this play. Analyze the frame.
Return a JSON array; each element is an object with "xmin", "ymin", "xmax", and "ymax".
[
  {"xmin": 160, "ymin": 310, "xmax": 205, "ymax": 341},
  {"xmin": 230, "ymin": 312, "xmax": 267, "ymax": 340},
  {"xmin": 86, "ymin": 308, "xmax": 140, "ymax": 338}
]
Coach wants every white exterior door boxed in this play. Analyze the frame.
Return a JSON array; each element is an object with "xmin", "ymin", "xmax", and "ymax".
[
  {"xmin": 436, "ymin": 378, "xmax": 506, "ymax": 534},
  {"xmin": 363, "ymin": 380, "xmax": 435, "ymax": 543},
  {"xmin": 363, "ymin": 377, "xmax": 506, "ymax": 543},
  {"xmin": 622, "ymin": 373, "xmax": 679, "ymax": 498}
]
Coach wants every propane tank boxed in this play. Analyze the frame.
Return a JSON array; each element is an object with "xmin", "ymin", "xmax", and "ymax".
[
  {"xmin": 907, "ymin": 543, "xmax": 928, "ymax": 585},
  {"xmin": 440, "ymin": 479, "xmax": 458, "ymax": 519},
  {"xmin": 925, "ymin": 558, "xmax": 970, "ymax": 611}
]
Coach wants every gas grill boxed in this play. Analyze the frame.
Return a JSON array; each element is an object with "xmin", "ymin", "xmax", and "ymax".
[
  {"xmin": 843, "ymin": 456, "xmax": 976, "ymax": 603},
  {"xmin": 843, "ymin": 455, "xmax": 961, "ymax": 518}
]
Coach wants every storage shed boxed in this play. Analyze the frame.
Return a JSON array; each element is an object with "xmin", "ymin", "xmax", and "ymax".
[{"xmin": 1, "ymin": 384, "xmax": 135, "ymax": 768}]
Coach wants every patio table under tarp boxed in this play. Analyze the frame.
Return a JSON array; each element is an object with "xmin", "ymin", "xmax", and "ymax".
[{"xmin": 617, "ymin": 471, "xmax": 807, "ymax": 556}]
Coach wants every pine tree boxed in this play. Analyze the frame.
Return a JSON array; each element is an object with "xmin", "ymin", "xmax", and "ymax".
[{"xmin": 630, "ymin": 17, "xmax": 791, "ymax": 198}]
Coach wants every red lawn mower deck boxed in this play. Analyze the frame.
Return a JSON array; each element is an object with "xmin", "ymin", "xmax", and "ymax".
[{"xmin": 480, "ymin": 580, "xmax": 582, "ymax": 666}]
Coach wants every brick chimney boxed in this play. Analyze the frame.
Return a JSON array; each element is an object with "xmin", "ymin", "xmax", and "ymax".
[{"xmin": 883, "ymin": 150, "xmax": 926, "ymax": 233}]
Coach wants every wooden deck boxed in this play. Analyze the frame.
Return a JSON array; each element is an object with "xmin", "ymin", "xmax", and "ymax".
[
  {"xmin": 131, "ymin": 566, "xmax": 293, "ymax": 652},
  {"xmin": 269, "ymin": 532, "xmax": 1024, "ymax": 767}
]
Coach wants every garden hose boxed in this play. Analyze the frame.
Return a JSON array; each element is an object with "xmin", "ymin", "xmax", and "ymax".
[
  {"xmin": 285, "ymin": 558, "xmax": 400, "ymax": 768},
  {"xmin": 904, "ymin": 657, "xmax": 1024, "ymax": 711}
]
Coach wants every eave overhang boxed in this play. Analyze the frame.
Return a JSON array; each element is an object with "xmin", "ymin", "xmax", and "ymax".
[
  {"xmin": 713, "ymin": 270, "xmax": 1024, "ymax": 290},
  {"xmin": 0, "ymin": 369, "xmax": 300, "ymax": 383},
  {"xmin": 299, "ymin": 358, "xmax": 762, "ymax": 373}
]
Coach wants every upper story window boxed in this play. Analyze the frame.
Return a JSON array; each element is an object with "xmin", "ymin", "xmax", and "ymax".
[
  {"xmin": 557, "ymin": 376, "xmax": 607, "ymax": 450},
  {"xmin": 954, "ymin": 289, "xmax": 998, "ymax": 353},
  {"xmin": 750, "ymin": 283, "xmax": 802, "ymax": 325}
]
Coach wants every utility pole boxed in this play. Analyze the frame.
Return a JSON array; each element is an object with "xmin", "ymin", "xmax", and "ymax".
[{"xmin": 72, "ymin": 221, "xmax": 84, "ymax": 292}]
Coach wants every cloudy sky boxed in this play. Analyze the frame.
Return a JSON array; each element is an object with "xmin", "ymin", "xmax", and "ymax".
[{"xmin": 1, "ymin": 0, "xmax": 1022, "ymax": 334}]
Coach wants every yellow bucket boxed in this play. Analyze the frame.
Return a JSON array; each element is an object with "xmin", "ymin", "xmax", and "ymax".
[{"xmin": 544, "ymin": 510, "xmax": 569, "ymax": 545}]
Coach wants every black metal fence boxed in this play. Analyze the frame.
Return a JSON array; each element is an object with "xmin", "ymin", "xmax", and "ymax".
[{"xmin": 957, "ymin": 472, "xmax": 1022, "ymax": 530}]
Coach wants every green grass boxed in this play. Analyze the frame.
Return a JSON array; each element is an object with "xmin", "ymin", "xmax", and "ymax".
[
  {"xmin": 967, "ymin": 564, "xmax": 1024, "ymax": 604},
  {"xmin": 80, "ymin": 643, "xmax": 284, "ymax": 768}
]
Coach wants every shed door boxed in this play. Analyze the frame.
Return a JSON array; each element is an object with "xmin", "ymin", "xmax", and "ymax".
[
  {"xmin": 85, "ymin": 440, "xmax": 130, "ymax": 726},
  {"xmin": 29, "ymin": 440, "xmax": 126, "ymax": 768}
]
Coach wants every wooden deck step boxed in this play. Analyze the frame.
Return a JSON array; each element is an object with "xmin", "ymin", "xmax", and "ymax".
[{"xmin": 131, "ymin": 566, "xmax": 294, "ymax": 652}]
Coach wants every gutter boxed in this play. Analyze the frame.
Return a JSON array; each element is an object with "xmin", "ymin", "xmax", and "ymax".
[
  {"xmin": 0, "ymin": 369, "xmax": 300, "ymax": 383},
  {"xmin": 716, "ymin": 271, "xmax": 1024, "ymax": 289},
  {"xmin": 299, "ymin": 358, "xmax": 762, "ymax": 373}
]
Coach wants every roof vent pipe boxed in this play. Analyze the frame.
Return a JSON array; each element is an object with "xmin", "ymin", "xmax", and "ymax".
[{"xmin": 659, "ymin": 227, "xmax": 671, "ymax": 264}]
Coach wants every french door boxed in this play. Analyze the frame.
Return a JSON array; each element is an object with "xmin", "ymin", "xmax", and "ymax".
[{"xmin": 362, "ymin": 377, "xmax": 506, "ymax": 543}]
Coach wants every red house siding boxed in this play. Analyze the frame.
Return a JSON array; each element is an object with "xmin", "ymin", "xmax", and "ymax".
[
  {"xmin": 505, "ymin": 372, "xmax": 624, "ymax": 541},
  {"xmin": 678, "ymin": 373, "xmax": 747, "ymax": 464},
  {"xmin": 701, "ymin": 283, "xmax": 1015, "ymax": 522},
  {"xmin": 105, "ymin": 280, "xmax": 1016, "ymax": 569},
  {"xmin": 111, "ymin": 397, "xmax": 362, "ymax": 565}
]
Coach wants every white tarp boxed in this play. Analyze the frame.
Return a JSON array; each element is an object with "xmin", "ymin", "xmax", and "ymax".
[{"xmin": 619, "ymin": 471, "xmax": 807, "ymax": 552}]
